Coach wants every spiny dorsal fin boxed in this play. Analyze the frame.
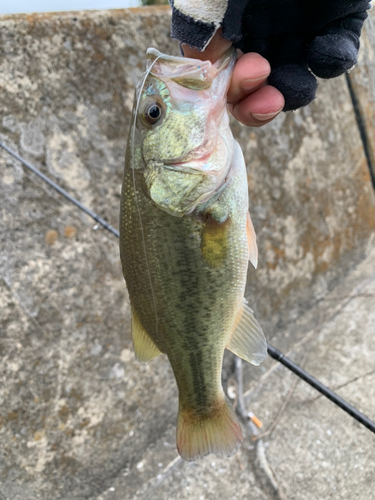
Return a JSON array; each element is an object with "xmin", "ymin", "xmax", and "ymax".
[
  {"xmin": 246, "ymin": 212, "xmax": 258, "ymax": 269},
  {"xmin": 132, "ymin": 308, "xmax": 161, "ymax": 363},
  {"xmin": 226, "ymin": 300, "xmax": 267, "ymax": 366}
]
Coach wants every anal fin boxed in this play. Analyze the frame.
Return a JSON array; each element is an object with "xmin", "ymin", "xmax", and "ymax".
[
  {"xmin": 132, "ymin": 308, "xmax": 161, "ymax": 363},
  {"xmin": 226, "ymin": 299, "xmax": 267, "ymax": 366}
]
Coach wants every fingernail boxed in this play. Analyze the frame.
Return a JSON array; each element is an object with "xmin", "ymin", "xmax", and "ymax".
[
  {"xmin": 241, "ymin": 76, "xmax": 267, "ymax": 90},
  {"xmin": 252, "ymin": 110, "xmax": 282, "ymax": 121}
]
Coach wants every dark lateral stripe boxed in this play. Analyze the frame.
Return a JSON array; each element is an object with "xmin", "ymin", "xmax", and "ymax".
[
  {"xmin": 170, "ymin": 0, "xmax": 216, "ymax": 50},
  {"xmin": 189, "ymin": 351, "xmax": 207, "ymax": 408}
]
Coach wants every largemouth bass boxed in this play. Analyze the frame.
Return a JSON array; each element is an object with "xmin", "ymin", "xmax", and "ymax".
[{"xmin": 120, "ymin": 48, "xmax": 267, "ymax": 461}]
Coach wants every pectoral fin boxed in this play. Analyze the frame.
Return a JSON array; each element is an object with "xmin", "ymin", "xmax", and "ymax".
[
  {"xmin": 201, "ymin": 209, "xmax": 230, "ymax": 268},
  {"xmin": 247, "ymin": 212, "xmax": 258, "ymax": 269},
  {"xmin": 132, "ymin": 308, "xmax": 161, "ymax": 363},
  {"xmin": 226, "ymin": 300, "xmax": 267, "ymax": 366}
]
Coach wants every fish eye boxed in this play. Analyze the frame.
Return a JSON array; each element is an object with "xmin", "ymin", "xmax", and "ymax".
[{"xmin": 143, "ymin": 102, "xmax": 163, "ymax": 125}]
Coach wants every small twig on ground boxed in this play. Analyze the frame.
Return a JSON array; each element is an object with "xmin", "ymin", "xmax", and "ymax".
[
  {"xmin": 235, "ymin": 357, "xmax": 247, "ymax": 418},
  {"xmin": 160, "ymin": 455, "xmax": 182, "ymax": 476},
  {"xmin": 140, "ymin": 455, "xmax": 182, "ymax": 500},
  {"xmin": 234, "ymin": 357, "xmax": 290, "ymax": 500},
  {"xmin": 235, "ymin": 453, "xmax": 245, "ymax": 472},
  {"xmin": 256, "ymin": 439, "xmax": 279, "ymax": 491},
  {"xmin": 227, "ymin": 377, "xmax": 239, "ymax": 410}
]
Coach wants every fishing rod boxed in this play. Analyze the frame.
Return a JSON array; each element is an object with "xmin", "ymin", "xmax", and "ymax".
[
  {"xmin": 0, "ymin": 141, "xmax": 119, "ymax": 238},
  {"xmin": 2, "ymin": 140, "xmax": 375, "ymax": 435}
]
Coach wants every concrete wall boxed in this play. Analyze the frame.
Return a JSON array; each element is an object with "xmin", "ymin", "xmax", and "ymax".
[{"xmin": 1, "ymin": 7, "xmax": 375, "ymax": 499}]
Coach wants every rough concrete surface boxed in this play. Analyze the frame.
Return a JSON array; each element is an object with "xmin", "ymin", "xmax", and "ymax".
[{"xmin": 0, "ymin": 6, "xmax": 375, "ymax": 500}]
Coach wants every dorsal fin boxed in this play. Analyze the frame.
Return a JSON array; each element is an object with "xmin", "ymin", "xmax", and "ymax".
[
  {"xmin": 226, "ymin": 300, "xmax": 267, "ymax": 366},
  {"xmin": 132, "ymin": 308, "xmax": 161, "ymax": 363}
]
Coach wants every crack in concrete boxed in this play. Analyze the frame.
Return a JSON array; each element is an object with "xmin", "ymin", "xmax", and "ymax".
[{"xmin": 301, "ymin": 369, "xmax": 375, "ymax": 406}]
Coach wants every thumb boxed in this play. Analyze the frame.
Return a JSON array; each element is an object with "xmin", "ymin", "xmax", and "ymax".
[{"xmin": 181, "ymin": 29, "xmax": 232, "ymax": 63}]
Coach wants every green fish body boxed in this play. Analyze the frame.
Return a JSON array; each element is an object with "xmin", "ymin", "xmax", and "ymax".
[{"xmin": 120, "ymin": 48, "xmax": 267, "ymax": 461}]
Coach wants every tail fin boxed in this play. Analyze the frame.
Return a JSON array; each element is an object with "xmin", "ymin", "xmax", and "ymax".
[{"xmin": 176, "ymin": 398, "xmax": 243, "ymax": 462}]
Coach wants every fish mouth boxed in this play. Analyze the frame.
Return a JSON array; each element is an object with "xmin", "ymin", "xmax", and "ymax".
[
  {"xmin": 165, "ymin": 151, "xmax": 212, "ymax": 172},
  {"xmin": 146, "ymin": 47, "xmax": 236, "ymax": 81},
  {"xmin": 163, "ymin": 135, "xmax": 216, "ymax": 172}
]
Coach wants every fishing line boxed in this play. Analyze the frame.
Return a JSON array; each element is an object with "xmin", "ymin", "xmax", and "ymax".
[
  {"xmin": 2, "ymin": 140, "xmax": 375, "ymax": 436},
  {"xmin": 129, "ymin": 54, "xmax": 162, "ymax": 335}
]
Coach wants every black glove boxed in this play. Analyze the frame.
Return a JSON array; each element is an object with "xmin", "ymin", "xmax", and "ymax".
[{"xmin": 234, "ymin": 0, "xmax": 371, "ymax": 111}]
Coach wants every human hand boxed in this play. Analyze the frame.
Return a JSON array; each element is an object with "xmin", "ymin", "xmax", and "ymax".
[
  {"xmin": 182, "ymin": 30, "xmax": 285, "ymax": 128},
  {"xmin": 239, "ymin": 0, "xmax": 371, "ymax": 111}
]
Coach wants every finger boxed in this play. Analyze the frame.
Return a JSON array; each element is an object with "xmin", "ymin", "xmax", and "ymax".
[
  {"xmin": 182, "ymin": 29, "xmax": 232, "ymax": 64},
  {"xmin": 227, "ymin": 52, "xmax": 271, "ymax": 105},
  {"xmin": 229, "ymin": 85, "xmax": 285, "ymax": 127}
]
